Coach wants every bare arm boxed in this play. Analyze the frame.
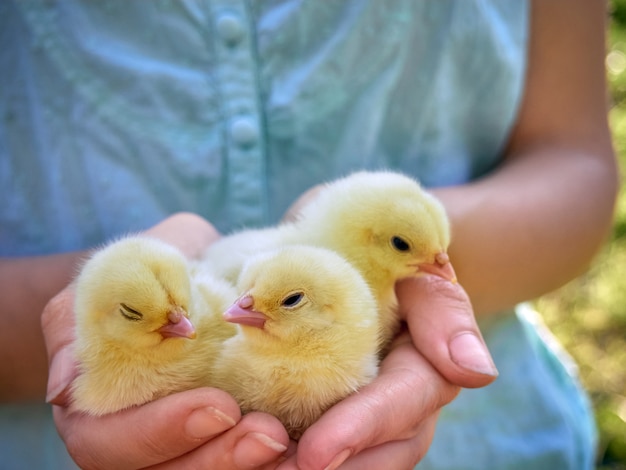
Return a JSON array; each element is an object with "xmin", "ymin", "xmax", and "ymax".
[
  {"xmin": 0, "ymin": 253, "xmax": 85, "ymax": 401},
  {"xmin": 433, "ymin": 0, "xmax": 619, "ymax": 316}
]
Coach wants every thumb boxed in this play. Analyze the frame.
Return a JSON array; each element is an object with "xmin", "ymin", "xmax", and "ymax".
[
  {"xmin": 42, "ymin": 287, "xmax": 80, "ymax": 405},
  {"xmin": 396, "ymin": 275, "xmax": 498, "ymax": 388},
  {"xmin": 55, "ymin": 388, "xmax": 242, "ymax": 470}
]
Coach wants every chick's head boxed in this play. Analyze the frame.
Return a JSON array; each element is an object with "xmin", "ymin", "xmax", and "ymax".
[
  {"xmin": 75, "ymin": 237, "xmax": 195, "ymax": 350},
  {"xmin": 226, "ymin": 246, "xmax": 377, "ymax": 343},
  {"xmin": 298, "ymin": 171, "xmax": 455, "ymax": 286}
]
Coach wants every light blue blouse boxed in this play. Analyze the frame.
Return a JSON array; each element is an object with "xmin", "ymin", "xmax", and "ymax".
[{"xmin": 0, "ymin": 1, "xmax": 596, "ymax": 468}]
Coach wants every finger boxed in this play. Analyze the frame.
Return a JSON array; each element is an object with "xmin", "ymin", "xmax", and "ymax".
[
  {"xmin": 290, "ymin": 340, "xmax": 459, "ymax": 470},
  {"xmin": 56, "ymin": 388, "xmax": 241, "ymax": 470},
  {"xmin": 42, "ymin": 288, "xmax": 79, "ymax": 405},
  {"xmin": 338, "ymin": 415, "xmax": 439, "ymax": 470},
  {"xmin": 281, "ymin": 184, "xmax": 323, "ymax": 222},
  {"xmin": 149, "ymin": 412, "xmax": 291, "ymax": 470},
  {"xmin": 396, "ymin": 275, "xmax": 498, "ymax": 388}
]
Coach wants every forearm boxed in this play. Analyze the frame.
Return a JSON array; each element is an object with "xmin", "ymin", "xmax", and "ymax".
[
  {"xmin": 440, "ymin": 0, "xmax": 619, "ymax": 316},
  {"xmin": 0, "ymin": 252, "xmax": 86, "ymax": 401},
  {"xmin": 432, "ymin": 143, "xmax": 618, "ymax": 316}
]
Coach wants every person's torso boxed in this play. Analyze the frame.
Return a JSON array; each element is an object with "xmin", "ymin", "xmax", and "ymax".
[{"xmin": 0, "ymin": 0, "xmax": 527, "ymax": 254}]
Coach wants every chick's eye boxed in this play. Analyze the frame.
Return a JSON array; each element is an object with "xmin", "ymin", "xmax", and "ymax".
[
  {"xmin": 281, "ymin": 292, "xmax": 304, "ymax": 308},
  {"xmin": 120, "ymin": 303, "xmax": 144, "ymax": 322},
  {"xmin": 391, "ymin": 236, "xmax": 410, "ymax": 252}
]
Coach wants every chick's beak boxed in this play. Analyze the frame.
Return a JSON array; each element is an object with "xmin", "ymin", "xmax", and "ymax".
[
  {"xmin": 157, "ymin": 308, "xmax": 196, "ymax": 339},
  {"xmin": 417, "ymin": 252, "xmax": 458, "ymax": 283},
  {"xmin": 223, "ymin": 295, "xmax": 268, "ymax": 329}
]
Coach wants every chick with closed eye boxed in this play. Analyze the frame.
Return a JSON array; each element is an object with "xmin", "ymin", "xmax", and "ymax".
[{"xmin": 71, "ymin": 236, "xmax": 236, "ymax": 415}]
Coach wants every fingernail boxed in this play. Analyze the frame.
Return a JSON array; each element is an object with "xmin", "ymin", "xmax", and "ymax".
[
  {"xmin": 185, "ymin": 406, "xmax": 237, "ymax": 439},
  {"xmin": 46, "ymin": 348, "xmax": 76, "ymax": 404},
  {"xmin": 324, "ymin": 448, "xmax": 353, "ymax": 470},
  {"xmin": 449, "ymin": 332, "xmax": 498, "ymax": 377},
  {"xmin": 247, "ymin": 432, "xmax": 288, "ymax": 452},
  {"xmin": 233, "ymin": 432, "xmax": 288, "ymax": 467}
]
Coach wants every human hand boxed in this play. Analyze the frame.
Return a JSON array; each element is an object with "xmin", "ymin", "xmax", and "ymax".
[
  {"xmin": 277, "ymin": 274, "xmax": 497, "ymax": 470},
  {"xmin": 42, "ymin": 213, "xmax": 291, "ymax": 469}
]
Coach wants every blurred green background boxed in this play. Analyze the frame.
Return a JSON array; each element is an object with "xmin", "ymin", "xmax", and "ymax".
[{"xmin": 534, "ymin": 2, "xmax": 626, "ymax": 468}]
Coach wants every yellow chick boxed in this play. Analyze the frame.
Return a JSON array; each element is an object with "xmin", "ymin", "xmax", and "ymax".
[
  {"xmin": 71, "ymin": 236, "xmax": 237, "ymax": 416},
  {"xmin": 211, "ymin": 245, "xmax": 380, "ymax": 440},
  {"xmin": 290, "ymin": 171, "xmax": 455, "ymax": 347}
]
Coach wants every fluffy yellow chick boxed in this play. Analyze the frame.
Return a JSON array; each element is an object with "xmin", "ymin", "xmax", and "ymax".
[
  {"xmin": 211, "ymin": 245, "xmax": 380, "ymax": 440},
  {"xmin": 290, "ymin": 171, "xmax": 455, "ymax": 347},
  {"xmin": 71, "ymin": 236, "xmax": 237, "ymax": 416}
]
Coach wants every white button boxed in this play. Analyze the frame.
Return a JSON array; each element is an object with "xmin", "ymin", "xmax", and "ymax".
[
  {"xmin": 217, "ymin": 14, "xmax": 245, "ymax": 45},
  {"xmin": 231, "ymin": 118, "xmax": 259, "ymax": 147}
]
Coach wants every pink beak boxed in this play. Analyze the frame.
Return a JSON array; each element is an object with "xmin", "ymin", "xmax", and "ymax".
[
  {"xmin": 157, "ymin": 308, "xmax": 196, "ymax": 339},
  {"xmin": 223, "ymin": 295, "xmax": 268, "ymax": 329},
  {"xmin": 417, "ymin": 252, "xmax": 458, "ymax": 283}
]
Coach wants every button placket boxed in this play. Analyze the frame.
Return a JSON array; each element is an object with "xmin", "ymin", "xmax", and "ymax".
[{"xmin": 211, "ymin": 1, "xmax": 267, "ymax": 227}]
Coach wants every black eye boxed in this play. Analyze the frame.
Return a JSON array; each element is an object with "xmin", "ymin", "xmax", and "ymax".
[
  {"xmin": 391, "ymin": 236, "xmax": 410, "ymax": 252},
  {"xmin": 281, "ymin": 292, "xmax": 304, "ymax": 308},
  {"xmin": 120, "ymin": 303, "xmax": 144, "ymax": 321}
]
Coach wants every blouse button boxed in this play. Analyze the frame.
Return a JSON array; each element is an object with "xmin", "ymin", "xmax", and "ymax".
[
  {"xmin": 231, "ymin": 118, "xmax": 259, "ymax": 148},
  {"xmin": 216, "ymin": 14, "xmax": 245, "ymax": 45}
]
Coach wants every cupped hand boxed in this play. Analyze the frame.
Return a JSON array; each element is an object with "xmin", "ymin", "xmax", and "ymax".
[
  {"xmin": 278, "ymin": 274, "xmax": 497, "ymax": 470},
  {"xmin": 42, "ymin": 213, "xmax": 291, "ymax": 469}
]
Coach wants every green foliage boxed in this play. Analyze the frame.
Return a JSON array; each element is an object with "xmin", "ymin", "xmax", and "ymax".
[
  {"xmin": 607, "ymin": 28, "xmax": 626, "ymax": 110},
  {"xmin": 611, "ymin": 0, "xmax": 626, "ymax": 27},
  {"xmin": 535, "ymin": 8, "xmax": 626, "ymax": 468},
  {"xmin": 537, "ymin": 236, "xmax": 626, "ymax": 468}
]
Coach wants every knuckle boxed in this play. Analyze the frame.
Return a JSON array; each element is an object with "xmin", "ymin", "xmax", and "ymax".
[
  {"xmin": 408, "ymin": 431, "xmax": 433, "ymax": 465},
  {"xmin": 41, "ymin": 289, "xmax": 74, "ymax": 331}
]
